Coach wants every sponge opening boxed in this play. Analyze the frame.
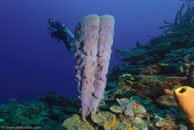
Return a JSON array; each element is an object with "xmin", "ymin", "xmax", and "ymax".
[{"xmin": 179, "ymin": 87, "xmax": 187, "ymax": 93}]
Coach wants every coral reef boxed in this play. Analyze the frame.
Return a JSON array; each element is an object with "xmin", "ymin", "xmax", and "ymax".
[
  {"xmin": 0, "ymin": 92, "xmax": 79, "ymax": 129},
  {"xmin": 112, "ymin": 4, "xmax": 194, "ymax": 80},
  {"xmin": 75, "ymin": 14, "xmax": 114, "ymax": 119},
  {"xmin": 0, "ymin": 92, "xmax": 186, "ymax": 130}
]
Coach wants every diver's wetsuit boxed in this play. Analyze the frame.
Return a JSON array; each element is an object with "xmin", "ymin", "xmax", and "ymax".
[{"xmin": 48, "ymin": 18, "xmax": 76, "ymax": 53}]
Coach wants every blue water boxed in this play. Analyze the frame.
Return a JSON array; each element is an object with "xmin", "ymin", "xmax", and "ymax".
[{"xmin": 0, "ymin": 0, "xmax": 183, "ymax": 103}]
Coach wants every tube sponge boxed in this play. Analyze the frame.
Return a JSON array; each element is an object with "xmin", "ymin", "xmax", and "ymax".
[
  {"xmin": 74, "ymin": 14, "xmax": 114, "ymax": 119},
  {"xmin": 174, "ymin": 86, "xmax": 194, "ymax": 127}
]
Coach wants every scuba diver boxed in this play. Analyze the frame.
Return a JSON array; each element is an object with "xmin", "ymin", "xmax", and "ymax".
[{"xmin": 48, "ymin": 18, "xmax": 76, "ymax": 53}]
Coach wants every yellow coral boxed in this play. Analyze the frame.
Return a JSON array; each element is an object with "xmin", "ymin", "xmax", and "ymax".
[
  {"xmin": 128, "ymin": 127, "xmax": 138, "ymax": 130},
  {"xmin": 103, "ymin": 116, "xmax": 116, "ymax": 128},
  {"xmin": 185, "ymin": 63, "xmax": 190, "ymax": 68},
  {"xmin": 110, "ymin": 105, "xmax": 122, "ymax": 113},
  {"xmin": 129, "ymin": 77, "xmax": 135, "ymax": 81},
  {"xmin": 116, "ymin": 98, "xmax": 129, "ymax": 105},
  {"xmin": 109, "ymin": 116, "xmax": 116, "ymax": 127},
  {"xmin": 164, "ymin": 89, "xmax": 173, "ymax": 95},
  {"xmin": 103, "ymin": 122, "xmax": 108, "ymax": 127},
  {"xmin": 174, "ymin": 86, "xmax": 194, "ymax": 127},
  {"xmin": 133, "ymin": 104, "xmax": 137, "ymax": 111}
]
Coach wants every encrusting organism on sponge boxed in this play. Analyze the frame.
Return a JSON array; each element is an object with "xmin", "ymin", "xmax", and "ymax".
[
  {"xmin": 174, "ymin": 86, "xmax": 194, "ymax": 127},
  {"xmin": 74, "ymin": 14, "xmax": 114, "ymax": 119}
]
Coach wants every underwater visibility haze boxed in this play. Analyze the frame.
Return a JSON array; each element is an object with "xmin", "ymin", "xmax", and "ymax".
[{"xmin": 1, "ymin": 0, "xmax": 194, "ymax": 129}]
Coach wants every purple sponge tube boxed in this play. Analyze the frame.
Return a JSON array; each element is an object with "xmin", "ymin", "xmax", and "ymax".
[{"xmin": 74, "ymin": 15, "xmax": 114, "ymax": 119}]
